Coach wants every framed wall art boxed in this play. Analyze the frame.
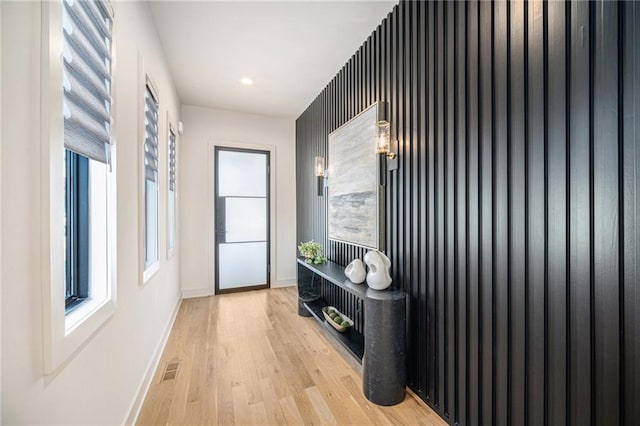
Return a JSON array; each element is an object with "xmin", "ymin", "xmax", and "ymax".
[{"xmin": 327, "ymin": 103, "xmax": 385, "ymax": 250}]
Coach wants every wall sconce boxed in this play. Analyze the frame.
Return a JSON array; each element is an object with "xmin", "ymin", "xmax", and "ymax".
[
  {"xmin": 375, "ymin": 122, "xmax": 396, "ymax": 159},
  {"xmin": 375, "ymin": 102, "xmax": 397, "ymax": 173},
  {"xmin": 315, "ymin": 156, "xmax": 325, "ymax": 196}
]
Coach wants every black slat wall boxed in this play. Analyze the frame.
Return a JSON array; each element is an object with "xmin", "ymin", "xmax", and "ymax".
[{"xmin": 295, "ymin": 1, "xmax": 640, "ymax": 424}]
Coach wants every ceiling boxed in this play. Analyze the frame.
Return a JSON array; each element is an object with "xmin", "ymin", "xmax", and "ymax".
[{"xmin": 148, "ymin": 1, "xmax": 397, "ymax": 118}]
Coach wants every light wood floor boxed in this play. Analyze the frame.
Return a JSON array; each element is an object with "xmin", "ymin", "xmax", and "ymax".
[{"xmin": 137, "ymin": 287, "xmax": 445, "ymax": 425}]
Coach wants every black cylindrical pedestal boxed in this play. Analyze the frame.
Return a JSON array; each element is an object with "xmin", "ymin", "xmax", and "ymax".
[
  {"xmin": 362, "ymin": 290, "xmax": 407, "ymax": 406},
  {"xmin": 297, "ymin": 261, "xmax": 321, "ymax": 317},
  {"xmin": 298, "ymin": 298, "xmax": 313, "ymax": 316}
]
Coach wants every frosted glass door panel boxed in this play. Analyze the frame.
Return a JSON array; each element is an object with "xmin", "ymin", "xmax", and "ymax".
[
  {"xmin": 218, "ymin": 242, "xmax": 267, "ymax": 289},
  {"xmin": 225, "ymin": 198, "xmax": 267, "ymax": 243},
  {"xmin": 215, "ymin": 147, "xmax": 269, "ymax": 293},
  {"xmin": 218, "ymin": 151, "xmax": 267, "ymax": 197}
]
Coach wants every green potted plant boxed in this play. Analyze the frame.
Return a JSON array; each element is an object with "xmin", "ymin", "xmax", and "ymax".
[{"xmin": 298, "ymin": 240, "xmax": 328, "ymax": 264}]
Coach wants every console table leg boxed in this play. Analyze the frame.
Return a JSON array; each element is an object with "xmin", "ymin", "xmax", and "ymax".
[
  {"xmin": 297, "ymin": 263, "xmax": 321, "ymax": 317},
  {"xmin": 362, "ymin": 292, "xmax": 407, "ymax": 406},
  {"xmin": 298, "ymin": 298, "xmax": 313, "ymax": 316}
]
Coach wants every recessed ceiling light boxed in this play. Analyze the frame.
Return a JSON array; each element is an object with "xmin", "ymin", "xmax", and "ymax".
[{"xmin": 240, "ymin": 77, "xmax": 253, "ymax": 85}]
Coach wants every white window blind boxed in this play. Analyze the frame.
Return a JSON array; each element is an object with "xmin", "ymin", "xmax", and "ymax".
[
  {"xmin": 62, "ymin": 0, "xmax": 114, "ymax": 164},
  {"xmin": 144, "ymin": 82, "xmax": 159, "ymax": 182},
  {"xmin": 168, "ymin": 128, "xmax": 176, "ymax": 191}
]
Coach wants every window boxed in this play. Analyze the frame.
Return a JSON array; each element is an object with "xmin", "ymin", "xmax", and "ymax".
[
  {"xmin": 62, "ymin": 0, "xmax": 114, "ymax": 314},
  {"xmin": 143, "ymin": 79, "xmax": 159, "ymax": 279},
  {"xmin": 41, "ymin": 0, "xmax": 117, "ymax": 373},
  {"xmin": 63, "ymin": 0, "xmax": 114, "ymax": 315},
  {"xmin": 168, "ymin": 125, "xmax": 177, "ymax": 253},
  {"xmin": 64, "ymin": 151, "xmax": 89, "ymax": 312},
  {"xmin": 64, "ymin": 152, "xmax": 110, "ymax": 316}
]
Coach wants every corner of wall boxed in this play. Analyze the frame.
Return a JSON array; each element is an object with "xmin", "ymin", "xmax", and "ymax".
[
  {"xmin": 272, "ymin": 278, "xmax": 296, "ymax": 288},
  {"xmin": 182, "ymin": 288, "xmax": 214, "ymax": 299},
  {"xmin": 0, "ymin": 1, "xmax": 3, "ymax": 421}
]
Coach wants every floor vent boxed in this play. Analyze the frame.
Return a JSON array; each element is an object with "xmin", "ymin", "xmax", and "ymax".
[{"xmin": 161, "ymin": 361, "xmax": 180, "ymax": 382}]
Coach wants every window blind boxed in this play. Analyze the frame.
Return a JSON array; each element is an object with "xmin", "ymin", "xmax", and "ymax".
[
  {"xmin": 168, "ymin": 129, "xmax": 176, "ymax": 191},
  {"xmin": 144, "ymin": 82, "xmax": 159, "ymax": 182},
  {"xmin": 62, "ymin": 0, "xmax": 114, "ymax": 165}
]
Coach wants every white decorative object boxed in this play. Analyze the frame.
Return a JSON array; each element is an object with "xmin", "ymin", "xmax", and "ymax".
[
  {"xmin": 364, "ymin": 250, "xmax": 392, "ymax": 290},
  {"xmin": 345, "ymin": 259, "xmax": 366, "ymax": 284}
]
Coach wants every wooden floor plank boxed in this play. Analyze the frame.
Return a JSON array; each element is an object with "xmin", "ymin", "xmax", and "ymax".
[
  {"xmin": 137, "ymin": 287, "xmax": 444, "ymax": 425},
  {"xmin": 279, "ymin": 394, "xmax": 306, "ymax": 425},
  {"xmin": 305, "ymin": 386, "xmax": 337, "ymax": 425},
  {"xmin": 258, "ymin": 378, "xmax": 288, "ymax": 425}
]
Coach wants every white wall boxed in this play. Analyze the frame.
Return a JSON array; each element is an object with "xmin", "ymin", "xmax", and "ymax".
[
  {"xmin": 0, "ymin": 2, "xmax": 3, "ymax": 421},
  {"xmin": 1, "ymin": 2, "xmax": 181, "ymax": 424},
  {"xmin": 180, "ymin": 105, "xmax": 297, "ymax": 296}
]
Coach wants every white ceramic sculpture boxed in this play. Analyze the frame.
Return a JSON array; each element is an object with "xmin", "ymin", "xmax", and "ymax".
[
  {"xmin": 344, "ymin": 259, "xmax": 366, "ymax": 284},
  {"xmin": 364, "ymin": 250, "xmax": 392, "ymax": 290}
]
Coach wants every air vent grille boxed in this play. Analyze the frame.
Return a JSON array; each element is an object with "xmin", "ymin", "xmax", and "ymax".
[{"xmin": 161, "ymin": 360, "xmax": 180, "ymax": 382}]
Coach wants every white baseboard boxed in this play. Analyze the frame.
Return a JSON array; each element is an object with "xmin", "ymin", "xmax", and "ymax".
[
  {"xmin": 182, "ymin": 287, "xmax": 214, "ymax": 298},
  {"xmin": 184, "ymin": 282, "xmax": 295, "ymax": 296},
  {"xmin": 124, "ymin": 294, "xmax": 182, "ymax": 426},
  {"xmin": 272, "ymin": 278, "xmax": 296, "ymax": 288}
]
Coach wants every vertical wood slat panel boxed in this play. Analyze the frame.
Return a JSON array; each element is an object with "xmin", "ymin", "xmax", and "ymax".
[
  {"xmin": 397, "ymin": 0, "xmax": 406, "ymax": 301},
  {"xmin": 418, "ymin": 0, "xmax": 428, "ymax": 399},
  {"xmin": 361, "ymin": 43, "xmax": 365, "ymax": 110},
  {"xmin": 568, "ymin": 1, "xmax": 592, "ymax": 424},
  {"xmin": 426, "ymin": 0, "xmax": 436, "ymax": 405},
  {"xmin": 366, "ymin": 39, "xmax": 370, "ymax": 107},
  {"xmin": 479, "ymin": 1, "xmax": 494, "ymax": 424},
  {"xmin": 356, "ymin": 46, "xmax": 361, "ymax": 113},
  {"xmin": 389, "ymin": 5, "xmax": 397, "ymax": 285},
  {"xmin": 466, "ymin": 2, "xmax": 480, "ymax": 422},
  {"xmin": 444, "ymin": 1, "xmax": 456, "ymax": 420},
  {"xmin": 348, "ymin": 56, "xmax": 353, "ymax": 120},
  {"xmin": 435, "ymin": 0, "xmax": 445, "ymax": 411},
  {"xmin": 509, "ymin": 1, "xmax": 527, "ymax": 425},
  {"xmin": 367, "ymin": 38, "xmax": 372, "ymax": 108},
  {"xmin": 593, "ymin": 2, "xmax": 620, "ymax": 425},
  {"xmin": 622, "ymin": 3, "xmax": 640, "ymax": 424},
  {"xmin": 345, "ymin": 58, "xmax": 350, "ymax": 122},
  {"xmin": 371, "ymin": 31, "xmax": 376, "ymax": 106},
  {"xmin": 526, "ymin": 2, "xmax": 547, "ymax": 424},
  {"xmin": 407, "ymin": 2, "xmax": 423, "ymax": 388},
  {"xmin": 404, "ymin": 0, "xmax": 414, "ymax": 391},
  {"xmin": 294, "ymin": 1, "xmax": 637, "ymax": 424},
  {"xmin": 360, "ymin": 44, "xmax": 365, "ymax": 111},
  {"xmin": 547, "ymin": 2, "xmax": 568, "ymax": 425},
  {"xmin": 454, "ymin": 2, "xmax": 467, "ymax": 424},
  {"xmin": 399, "ymin": 0, "xmax": 407, "ymax": 323},
  {"xmin": 494, "ymin": 0, "xmax": 509, "ymax": 424}
]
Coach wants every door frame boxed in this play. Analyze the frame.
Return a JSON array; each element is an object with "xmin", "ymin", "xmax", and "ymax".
[{"xmin": 208, "ymin": 141, "xmax": 277, "ymax": 295}]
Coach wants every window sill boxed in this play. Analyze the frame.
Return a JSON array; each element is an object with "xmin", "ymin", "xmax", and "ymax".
[
  {"xmin": 45, "ymin": 296, "xmax": 116, "ymax": 375},
  {"xmin": 65, "ymin": 296, "xmax": 112, "ymax": 335},
  {"xmin": 142, "ymin": 260, "xmax": 160, "ymax": 284}
]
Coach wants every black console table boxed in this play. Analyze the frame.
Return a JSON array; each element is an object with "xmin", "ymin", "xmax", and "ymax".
[{"xmin": 296, "ymin": 258, "xmax": 407, "ymax": 406}]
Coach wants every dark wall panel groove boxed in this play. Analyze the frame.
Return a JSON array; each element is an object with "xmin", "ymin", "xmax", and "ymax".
[{"xmin": 295, "ymin": 1, "xmax": 640, "ymax": 425}]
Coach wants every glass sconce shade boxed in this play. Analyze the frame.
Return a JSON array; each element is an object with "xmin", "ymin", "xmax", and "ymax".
[
  {"xmin": 376, "ymin": 122, "xmax": 391, "ymax": 154},
  {"xmin": 315, "ymin": 156, "xmax": 324, "ymax": 177}
]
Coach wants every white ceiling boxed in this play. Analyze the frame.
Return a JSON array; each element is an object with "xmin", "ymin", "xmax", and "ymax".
[{"xmin": 148, "ymin": 1, "xmax": 397, "ymax": 118}]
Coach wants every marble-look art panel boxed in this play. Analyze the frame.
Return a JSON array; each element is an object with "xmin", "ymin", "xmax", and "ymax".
[{"xmin": 328, "ymin": 105, "xmax": 380, "ymax": 249}]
